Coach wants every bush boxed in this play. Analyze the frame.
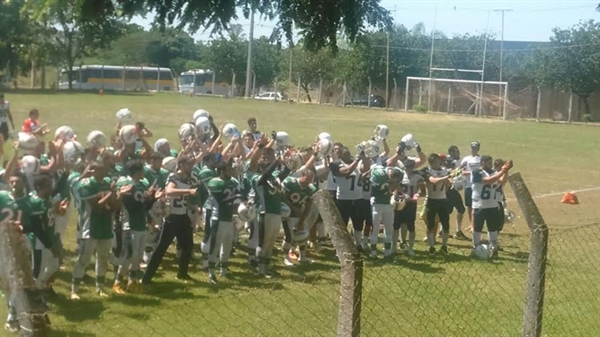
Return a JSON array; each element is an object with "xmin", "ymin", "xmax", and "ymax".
[
  {"xmin": 582, "ymin": 114, "xmax": 592, "ymax": 122},
  {"xmin": 412, "ymin": 103, "xmax": 428, "ymax": 113}
]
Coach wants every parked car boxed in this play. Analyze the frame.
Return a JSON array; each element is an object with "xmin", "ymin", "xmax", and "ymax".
[
  {"xmin": 254, "ymin": 92, "xmax": 284, "ymax": 101},
  {"xmin": 344, "ymin": 94, "xmax": 386, "ymax": 108}
]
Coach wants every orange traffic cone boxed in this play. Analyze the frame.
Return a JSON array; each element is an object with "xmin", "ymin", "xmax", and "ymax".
[{"xmin": 561, "ymin": 192, "xmax": 579, "ymax": 205}]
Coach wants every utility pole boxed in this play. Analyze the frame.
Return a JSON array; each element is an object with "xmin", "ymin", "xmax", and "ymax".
[
  {"xmin": 494, "ymin": 9, "xmax": 512, "ymax": 84},
  {"xmin": 385, "ymin": 5, "xmax": 396, "ymax": 109},
  {"xmin": 385, "ymin": 32, "xmax": 390, "ymax": 108},
  {"xmin": 244, "ymin": 9, "xmax": 255, "ymax": 98},
  {"xmin": 427, "ymin": 6, "xmax": 437, "ymax": 111}
]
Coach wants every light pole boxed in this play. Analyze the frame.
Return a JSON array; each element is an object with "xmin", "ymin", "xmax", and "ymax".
[
  {"xmin": 494, "ymin": 9, "xmax": 513, "ymax": 84},
  {"xmin": 244, "ymin": 9, "xmax": 255, "ymax": 98}
]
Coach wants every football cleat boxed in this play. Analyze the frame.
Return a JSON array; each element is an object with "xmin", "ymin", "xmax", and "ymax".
[
  {"xmin": 70, "ymin": 292, "xmax": 80, "ymax": 301},
  {"xmin": 454, "ymin": 231, "xmax": 469, "ymax": 241},
  {"xmin": 407, "ymin": 248, "xmax": 415, "ymax": 257},
  {"xmin": 96, "ymin": 289, "xmax": 109, "ymax": 298},
  {"xmin": 209, "ymin": 275, "xmax": 218, "ymax": 285},
  {"xmin": 284, "ymin": 257, "xmax": 294, "ymax": 267},
  {"xmin": 429, "ymin": 247, "xmax": 436, "ymax": 254},
  {"xmin": 4, "ymin": 320, "xmax": 20, "ymax": 333},
  {"xmin": 440, "ymin": 245, "xmax": 448, "ymax": 254}
]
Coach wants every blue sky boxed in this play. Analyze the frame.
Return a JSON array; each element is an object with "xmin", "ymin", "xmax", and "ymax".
[{"xmin": 132, "ymin": 0, "xmax": 599, "ymax": 42}]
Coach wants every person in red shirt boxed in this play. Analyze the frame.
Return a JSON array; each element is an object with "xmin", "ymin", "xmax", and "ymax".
[{"xmin": 22, "ymin": 109, "xmax": 48, "ymax": 136}]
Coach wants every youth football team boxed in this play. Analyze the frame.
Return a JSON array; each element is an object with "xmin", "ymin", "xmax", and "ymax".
[{"xmin": 0, "ymin": 94, "xmax": 513, "ymax": 333}]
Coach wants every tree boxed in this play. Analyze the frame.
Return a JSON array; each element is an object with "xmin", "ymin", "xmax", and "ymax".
[
  {"xmin": 252, "ymin": 37, "xmax": 281, "ymax": 89},
  {"xmin": 281, "ymin": 45, "xmax": 335, "ymax": 102},
  {"xmin": 204, "ymin": 36, "xmax": 247, "ymax": 93},
  {"xmin": 78, "ymin": 0, "xmax": 392, "ymax": 52},
  {"xmin": 529, "ymin": 20, "xmax": 600, "ymax": 120},
  {"xmin": 0, "ymin": 0, "xmax": 30, "ymax": 84},
  {"xmin": 27, "ymin": 0, "xmax": 124, "ymax": 89}
]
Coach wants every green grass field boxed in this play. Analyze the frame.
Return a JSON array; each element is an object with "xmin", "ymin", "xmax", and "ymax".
[{"xmin": 0, "ymin": 91, "xmax": 598, "ymax": 336}]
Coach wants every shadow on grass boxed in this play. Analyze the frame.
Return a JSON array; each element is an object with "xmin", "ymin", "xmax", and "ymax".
[{"xmin": 52, "ymin": 297, "xmax": 106, "ymax": 322}]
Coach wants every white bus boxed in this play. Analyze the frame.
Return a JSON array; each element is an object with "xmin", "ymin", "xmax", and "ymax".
[
  {"xmin": 58, "ymin": 65, "xmax": 176, "ymax": 91},
  {"xmin": 178, "ymin": 69, "xmax": 230, "ymax": 96}
]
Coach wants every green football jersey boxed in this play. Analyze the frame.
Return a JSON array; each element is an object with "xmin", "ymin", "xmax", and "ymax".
[
  {"xmin": 20, "ymin": 193, "xmax": 54, "ymax": 250},
  {"xmin": 253, "ymin": 170, "xmax": 283, "ymax": 215},
  {"xmin": 207, "ymin": 177, "xmax": 239, "ymax": 222},
  {"xmin": 199, "ymin": 166, "xmax": 217, "ymax": 209},
  {"xmin": 39, "ymin": 154, "xmax": 50, "ymax": 166},
  {"xmin": 117, "ymin": 176, "xmax": 150, "ymax": 231},
  {"xmin": 0, "ymin": 191, "xmax": 18, "ymax": 224},
  {"xmin": 371, "ymin": 166, "xmax": 395, "ymax": 205},
  {"xmin": 144, "ymin": 166, "xmax": 169, "ymax": 189},
  {"xmin": 282, "ymin": 177, "xmax": 317, "ymax": 210},
  {"xmin": 78, "ymin": 177, "xmax": 113, "ymax": 240},
  {"xmin": 53, "ymin": 169, "xmax": 71, "ymax": 201},
  {"xmin": 187, "ymin": 165, "xmax": 203, "ymax": 207},
  {"xmin": 107, "ymin": 166, "xmax": 123, "ymax": 185}
]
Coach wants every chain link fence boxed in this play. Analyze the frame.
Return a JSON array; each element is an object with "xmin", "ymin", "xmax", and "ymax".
[{"xmin": 1, "ymin": 183, "xmax": 598, "ymax": 336}]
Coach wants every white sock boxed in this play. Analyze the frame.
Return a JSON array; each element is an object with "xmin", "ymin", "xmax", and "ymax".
[
  {"xmin": 456, "ymin": 213, "xmax": 464, "ymax": 232},
  {"xmin": 353, "ymin": 230, "xmax": 362, "ymax": 247},
  {"xmin": 473, "ymin": 232, "xmax": 481, "ymax": 248},
  {"xmin": 400, "ymin": 224, "xmax": 408, "ymax": 243},
  {"xmin": 489, "ymin": 231, "xmax": 499, "ymax": 250},
  {"xmin": 442, "ymin": 230, "xmax": 449, "ymax": 246},
  {"xmin": 427, "ymin": 233, "xmax": 435, "ymax": 247},
  {"xmin": 408, "ymin": 231, "xmax": 416, "ymax": 249}
]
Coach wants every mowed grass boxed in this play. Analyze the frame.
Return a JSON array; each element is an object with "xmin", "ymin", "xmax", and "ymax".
[{"xmin": 0, "ymin": 91, "xmax": 598, "ymax": 336}]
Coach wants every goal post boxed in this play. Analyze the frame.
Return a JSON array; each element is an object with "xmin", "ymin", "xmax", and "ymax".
[{"xmin": 405, "ymin": 76, "xmax": 509, "ymax": 119}]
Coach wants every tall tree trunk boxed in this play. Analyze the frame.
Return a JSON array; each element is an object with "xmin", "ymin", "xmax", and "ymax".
[
  {"xmin": 583, "ymin": 96, "xmax": 591, "ymax": 122},
  {"xmin": 301, "ymin": 83, "xmax": 312, "ymax": 102},
  {"xmin": 40, "ymin": 66, "xmax": 46, "ymax": 90},
  {"xmin": 30, "ymin": 59, "xmax": 36, "ymax": 89}
]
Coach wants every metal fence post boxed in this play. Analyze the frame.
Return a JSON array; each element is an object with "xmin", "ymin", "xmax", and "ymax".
[
  {"xmin": 508, "ymin": 173, "xmax": 549, "ymax": 337},
  {"xmin": 313, "ymin": 190, "xmax": 363, "ymax": 337},
  {"xmin": 567, "ymin": 90, "xmax": 573, "ymax": 123},
  {"xmin": 536, "ymin": 86, "xmax": 541, "ymax": 121}
]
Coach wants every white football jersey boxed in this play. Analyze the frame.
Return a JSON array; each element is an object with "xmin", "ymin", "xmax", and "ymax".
[
  {"xmin": 336, "ymin": 164, "xmax": 362, "ymax": 200},
  {"xmin": 461, "ymin": 155, "xmax": 481, "ymax": 188},
  {"xmin": 359, "ymin": 161, "xmax": 374, "ymax": 200},
  {"xmin": 402, "ymin": 171, "xmax": 424, "ymax": 201},
  {"xmin": 472, "ymin": 169, "xmax": 501, "ymax": 209},
  {"xmin": 0, "ymin": 102, "xmax": 9, "ymax": 124},
  {"xmin": 327, "ymin": 160, "xmax": 340, "ymax": 192},
  {"xmin": 425, "ymin": 168, "xmax": 449, "ymax": 200},
  {"xmin": 166, "ymin": 173, "xmax": 193, "ymax": 215}
]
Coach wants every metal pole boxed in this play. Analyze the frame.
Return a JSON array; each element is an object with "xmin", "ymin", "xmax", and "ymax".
[
  {"xmin": 536, "ymin": 86, "xmax": 541, "ymax": 121},
  {"xmin": 567, "ymin": 90, "xmax": 573, "ymax": 123},
  {"xmin": 274, "ymin": 79, "xmax": 278, "ymax": 101},
  {"xmin": 385, "ymin": 32, "xmax": 390, "ymax": 109},
  {"xmin": 393, "ymin": 78, "xmax": 397, "ymax": 110},
  {"xmin": 289, "ymin": 48, "xmax": 293, "ymax": 97},
  {"xmin": 478, "ymin": 10, "xmax": 491, "ymax": 117},
  {"xmin": 252, "ymin": 70, "xmax": 256, "ymax": 97},
  {"xmin": 368, "ymin": 77, "xmax": 372, "ymax": 107},
  {"xmin": 122, "ymin": 65, "xmax": 126, "ymax": 91},
  {"xmin": 212, "ymin": 71, "xmax": 216, "ymax": 95},
  {"xmin": 318, "ymin": 75, "xmax": 323, "ymax": 104},
  {"xmin": 447, "ymin": 86, "xmax": 452, "ymax": 113},
  {"xmin": 503, "ymin": 83, "xmax": 508, "ymax": 121},
  {"xmin": 101, "ymin": 65, "xmax": 104, "ymax": 91},
  {"xmin": 244, "ymin": 9, "xmax": 255, "ymax": 98},
  {"xmin": 404, "ymin": 77, "xmax": 409, "ymax": 111},
  {"xmin": 297, "ymin": 77, "xmax": 301, "ymax": 102},
  {"xmin": 157, "ymin": 67, "xmax": 161, "ymax": 91},
  {"xmin": 428, "ymin": 7, "xmax": 437, "ymax": 111},
  {"xmin": 193, "ymin": 70, "xmax": 197, "ymax": 96}
]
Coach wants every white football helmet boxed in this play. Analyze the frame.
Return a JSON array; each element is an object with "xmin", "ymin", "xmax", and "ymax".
[
  {"xmin": 374, "ymin": 125, "xmax": 389, "ymax": 140},
  {"xmin": 162, "ymin": 156, "xmax": 177, "ymax": 172},
  {"xmin": 280, "ymin": 203, "xmax": 291, "ymax": 219},
  {"xmin": 17, "ymin": 132, "xmax": 39, "ymax": 154},
  {"xmin": 178, "ymin": 123, "xmax": 196, "ymax": 142},
  {"xmin": 21, "ymin": 155, "xmax": 40, "ymax": 174},
  {"xmin": 63, "ymin": 141, "xmax": 85, "ymax": 166},
  {"xmin": 86, "ymin": 131, "xmax": 107, "ymax": 149},
  {"xmin": 284, "ymin": 151, "xmax": 303, "ymax": 171},
  {"xmin": 318, "ymin": 132, "xmax": 332, "ymax": 141},
  {"xmin": 119, "ymin": 125, "xmax": 138, "ymax": 145},
  {"xmin": 54, "ymin": 126, "xmax": 76, "ymax": 141},
  {"xmin": 154, "ymin": 138, "xmax": 169, "ymax": 153},
  {"xmin": 318, "ymin": 138, "xmax": 333, "ymax": 157},
  {"xmin": 451, "ymin": 175, "xmax": 466, "ymax": 191},
  {"xmin": 275, "ymin": 131, "xmax": 290, "ymax": 149},
  {"xmin": 192, "ymin": 109, "xmax": 210, "ymax": 122},
  {"xmin": 116, "ymin": 108, "xmax": 132, "ymax": 120},
  {"xmin": 474, "ymin": 244, "xmax": 491, "ymax": 260},
  {"xmin": 222, "ymin": 123, "xmax": 240, "ymax": 138},
  {"xmin": 237, "ymin": 203, "xmax": 255, "ymax": 223},
  {"xmin": 195, "ymin": 116, "xmax": 211, "ymax": 136},
  {"xmin": 401, "ymin": 134, "xmax": 417, "ymax": 150}
]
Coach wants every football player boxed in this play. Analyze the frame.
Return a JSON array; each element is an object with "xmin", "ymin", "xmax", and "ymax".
[
  {"xmin": 0, "ymin": 93, "xmax": 15, "ymax": 153},
  {"xmin": 333, "ymin": 148, "xmax": 364, "ymax": 243},
  {"xmin": 424, "ymin": 154, "xmax": 451, "ymax": 254},
  {"xmin": 460, "ymin": 141, "xmax": 482, "ymax": 231},
  {"xmin": 206, "ymin": 160, "xmax": 240, "ymax": 283},
  {"xmin": 143, "ymin": 156, "xmax": 198, "ymax": 284},
  {"xmin": 471, "ymin": 156, "xmax": 512, "ymax": 258},
  {"xmin": 71, "ymin": 162, "xmax": 118, "ymax": 300},
  {"xmin": 281, "ymin": 169, "xmax": 317, "ymax": 265},
  {"xmin": 395, "ymin": 159, "xmax": 425, "ymax": 257},
  {"xmin": 113, "ymin": 161, "xmax": 158, "ymax": 294},
  {"xmin": 446, "ymin": 146, "xmax": 468, "ymax": 240},
  {"xmin": 369, "ymin": 161, "xmax": 404, "ymax": 259}
]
